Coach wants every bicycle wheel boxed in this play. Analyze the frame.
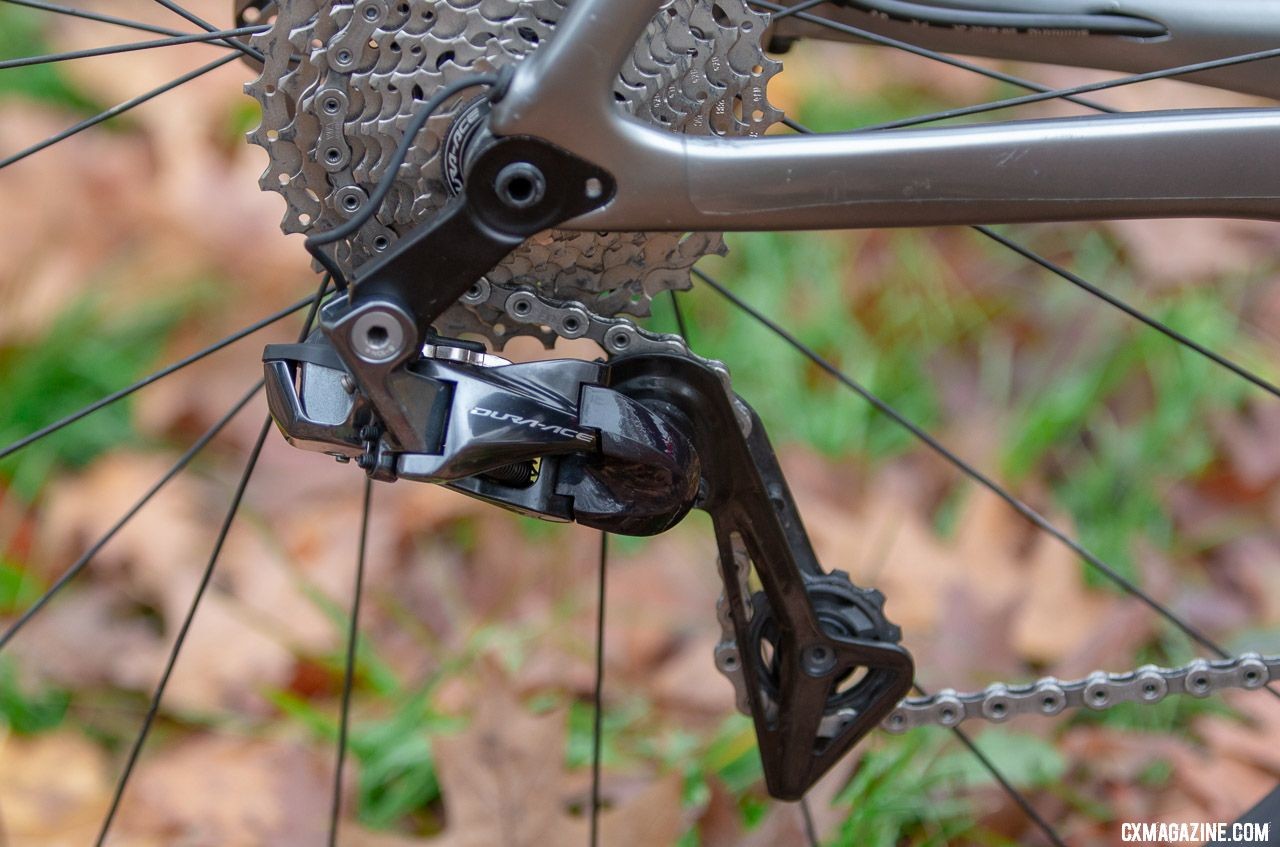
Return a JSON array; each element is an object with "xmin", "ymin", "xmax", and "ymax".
[{"xmin": 1, "ymin": 1, "xmax": 1279, "ymax": 845}]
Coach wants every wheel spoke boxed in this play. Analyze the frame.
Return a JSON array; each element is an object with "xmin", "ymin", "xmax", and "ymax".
[
  {"xmin": 799, "ymin": 796, "xmax": 820, "ymax": 846},
  {"xmin": 691, "ymin": 267, "xmax": 1280, "ymax": 692},
  {"xmin": 148, "ymin": 0, "xmax": 263, "ymax": 62},
  {"xmin": 94, "ymin": 413, "xmax": 272, "ymax": 846},
  {"xmin": 0, "ymin": 52, "xmax": 239, "ymax": 171},
  {"xmin": 974, "ymin": 226, "xmax": 1280, "ymax": 400},
  {"xmin": 669, "ymin": 290, "xmax": 690, "ymax": 341},
  {"xmin": 329, "ymin": 477, "xmax": 371, "ymax": 847},
  {"xmin": 772, "ymin": 0, "xmax": 829, "ymax": 21},
  {"xmin": 0, "ymin": 0, "xmax": 191, "ymax": 39},
  {"xmin": 781, "ymin": 116, "xmax": 811, "ymax": 135},
  {"xmin": 747, "ymin": 0, "xmax": 1116, "ymax": 115},
  {"xmin": 855, "ymin": 45, "xmax": 1280, "ymax": 131},
  {"xmin": 0, "ymin": 25, "xmax": 267, "ymax": 71},
  {"xmin": 0, "ymin": 380, "xmax": 262, "ymax": 653},
  {"xmin": 910, "ymin": 682, "xmax": 1068, "ymax": 847},
  {"xmin": 588, "ymin": 531, "xmax": 609, "ymax": 847},
  {"xmin": 94, "ymin": 274, "xmax": 330, "ymax": 844},
  {"xmin": 0, "ymin": 292, "xmax": 319, "ymax": 461}
]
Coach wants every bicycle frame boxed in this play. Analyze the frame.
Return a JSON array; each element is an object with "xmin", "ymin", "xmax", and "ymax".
[
  {"xmin": 772, "ymin": 0, "xmax": 1280, "ymax": 100},
  {"xmin": 488, "ymin": 0, "xmax": 1280, "ymax": 231}
]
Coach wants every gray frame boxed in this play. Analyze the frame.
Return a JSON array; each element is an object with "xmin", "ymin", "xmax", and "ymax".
[
  {"xmin": 488, "ymin": 0, "xmax": 1280, "ymax": 232},
  {"xmin": 770, "ymin": 0, "xmax": 1280, "ymax": 100}
]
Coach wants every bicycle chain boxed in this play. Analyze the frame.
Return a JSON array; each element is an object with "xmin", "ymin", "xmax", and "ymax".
[
  {"xmin": 470, "ymin": 278, "xmax": 754, "ymax": 432},
  {"xmin": 710, "ymin": 520, "xmax": 1280, "ymax": 732},
  {"xmin": 882, "ymin": 653, "xmax": 1280, "ymax": 732}
]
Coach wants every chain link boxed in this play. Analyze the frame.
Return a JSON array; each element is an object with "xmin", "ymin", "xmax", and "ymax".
[
  {"xmin": 882, "ymin": 653, "xmax": 1278, "ymax": 732},
  {"xmin": 476, "ymin": 278, "xmax": 754, "ymax": 432}
]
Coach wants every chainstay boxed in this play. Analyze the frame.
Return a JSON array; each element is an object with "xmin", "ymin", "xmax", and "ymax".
[{"xmin": 883, "ymin": 653, "xmax": 1278, "ymax": 732}]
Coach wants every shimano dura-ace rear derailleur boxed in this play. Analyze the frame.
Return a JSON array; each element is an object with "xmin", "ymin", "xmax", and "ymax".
[{"xmin": 262, "ymin": 87, "xmax": 913, "ymax": 800}]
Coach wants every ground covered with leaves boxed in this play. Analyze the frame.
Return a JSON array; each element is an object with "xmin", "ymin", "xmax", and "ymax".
[{"xmin": 3, "ymin": 2, "xmax": 1280, "ymax": 845}]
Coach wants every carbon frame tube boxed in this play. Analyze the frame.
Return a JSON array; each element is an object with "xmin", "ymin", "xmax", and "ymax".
[
  {"xmin": 488, "ymin": 0, "xmax": 1280, "ymax": 232},
  {"xmin": 768, "ymin": 0, "xmax": 1280, "ymax": 101}
]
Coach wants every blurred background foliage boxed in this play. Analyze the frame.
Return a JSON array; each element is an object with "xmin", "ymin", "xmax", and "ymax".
[{"xmin": 2, "ymin": 2, "xmax": 1280, "ymax": 845}]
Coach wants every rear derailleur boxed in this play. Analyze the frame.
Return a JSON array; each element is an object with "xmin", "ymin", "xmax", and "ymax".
[
  {"xmin": 261, "ymin": 129, "xmax": 913, "ymax": 799},
  {"xmin": 264, "ymin": 329, "xmax": 912, "ymax": 797}
]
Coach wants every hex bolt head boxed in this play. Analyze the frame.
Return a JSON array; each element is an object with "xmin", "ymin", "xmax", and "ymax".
[
  {"xmin": 351, "ymin": 310, "xmax": 406, "ymax": 363},
  {"xmin": 494, "ymin": 162, "xmax": 546, "ymax": 209}
]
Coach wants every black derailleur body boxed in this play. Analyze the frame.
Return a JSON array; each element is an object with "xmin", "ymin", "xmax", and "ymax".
[
  {"xmin": 265, "ymin": 335, "xmax": 701, "ymax": 535},
  {"xmin": 262, "ymin": 116, "xmax": 913, "ymax": 798}
]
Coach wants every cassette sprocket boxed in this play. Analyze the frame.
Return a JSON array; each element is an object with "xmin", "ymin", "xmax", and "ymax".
[{"xmin": 246, "ymin": 0, "xmax": 784, "ymax": 347}]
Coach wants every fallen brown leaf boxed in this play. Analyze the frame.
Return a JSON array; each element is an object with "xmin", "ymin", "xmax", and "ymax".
[
  {"xmin": 114, "ymin": 734, "xmax": 331, "ymax": 847},
  {"xmin": 0, "ymin": 729, "xmax": 111, "ymax": 846},
  {"xmin": 424, "ymin": 687, "xmax": 686, "ymax": 847}
]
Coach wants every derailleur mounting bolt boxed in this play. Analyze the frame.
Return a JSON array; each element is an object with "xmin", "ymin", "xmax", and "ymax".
[
  {"xmin": 494, "ymin": 162, "xmax": 546, "ymax": 209},
  {"xmin": 350, "ymin": 309, "xmax": 407, "ymax": 363}
]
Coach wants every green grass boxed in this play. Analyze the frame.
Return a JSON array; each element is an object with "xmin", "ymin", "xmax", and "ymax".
[
  {"xmin": 997, "ymin": 234, "xmax": 1258, "ymax": 583},
  {"xmin": 830, "ymin": 731, "xmax": 981, "ymax": 847},
  {"xmin": 0, "ymin": 6, "xmax": 102, "ymax": 113},
  {"xmin": 0, "ymin": 656, "xmax": 70, "ymax": 735},
  {"xmin": 272, "ymin": 682, "xmax": 461, "ymax": 829},
  {"xmin": 652, "ymin": 231, "xmax": 956, "ymax": 459},
  {"xmin": 0, "ymin": 556, "xmax": 43, "ymax": 614},
  {"xmin": 0, "ymin": 292, "xmax": 198, "ymax": 501},
  {"xmin": 654, "ymin": 217, "xmax": 1265, "ymax": 591}
]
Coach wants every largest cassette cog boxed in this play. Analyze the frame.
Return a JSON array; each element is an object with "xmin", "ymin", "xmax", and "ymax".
[{"xmin": 246, "ymin": 0, "xmax": 783, "ymax": 347}]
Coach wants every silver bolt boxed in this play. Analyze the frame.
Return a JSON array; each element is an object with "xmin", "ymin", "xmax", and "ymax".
[{"xmin": 351, "ymin": 310, "xmax": 406, "ymax": 363}]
